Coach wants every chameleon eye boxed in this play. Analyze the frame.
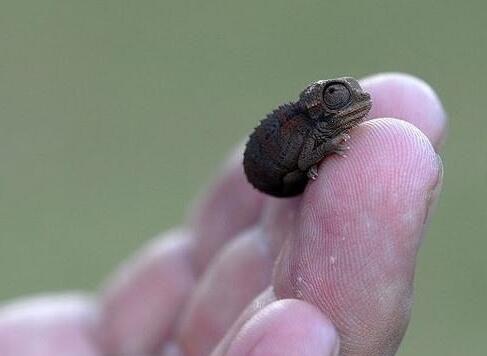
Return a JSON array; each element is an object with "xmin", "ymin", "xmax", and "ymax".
[{"xmin": 323, "ymin": 83, "xmax": 351, "ymax": 110}]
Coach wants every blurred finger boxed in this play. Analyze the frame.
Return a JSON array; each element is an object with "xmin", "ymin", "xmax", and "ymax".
[
  {"xmin": 188, "ymin": 146, "xmax": 265, "ymax": 272},
  {"xmin": 273, "ymin": 119, "xmax": 442, "ymax": 355},
  {"xmin": 99, "ymin": 147, "xmax": 264, "ymax": 355},
  {"xmin": 176, "ymin": 227, "xmax": 273, "ymax": 355},
  {"xmin": 0, "ymin": 294, "xmax": 99, "ymax": 356},
  {"xmin": 99, "ymin": 229, "xmax": 196, "ymax": 356},
  {"xmin": 361, "ymin": 72, "xmax": 447, "ymax": 150}
]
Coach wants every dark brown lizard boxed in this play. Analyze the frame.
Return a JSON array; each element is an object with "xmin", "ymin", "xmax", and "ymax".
[{"xmin": 243, "ymin": 77, "xmax": 372, "ymax": 197}]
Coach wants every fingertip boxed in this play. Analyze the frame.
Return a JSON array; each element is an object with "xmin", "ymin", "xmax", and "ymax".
[
  {"xmin": 225, "ymin": 299, "xmax": 339, "ymax": 356},
  {"xmin": 301, "ymin": 118, "xmax": 442, "ymax": 255},
  {"xmin": 361, "ymin": 72, "xmax": 447, "ymax": 151},
  {"xmin": 304, "ymin": 118, "xmax": 441, "ymax": 217}
]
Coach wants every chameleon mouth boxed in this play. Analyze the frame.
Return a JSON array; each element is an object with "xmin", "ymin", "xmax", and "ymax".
[
  {"xmin": 339, "ymin": 100, "xmax": 372, "ymax": 128},
  {"xmin": 341, "ymin": 98, "xmax": 372, "ymax": 116}
]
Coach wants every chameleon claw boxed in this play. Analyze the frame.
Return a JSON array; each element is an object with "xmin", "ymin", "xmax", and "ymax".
[
  {"xmin": 307, "ymin": 165, "xmax": 319, "ymax": 180},
  {"xmin": 334, "ymin": 144, "xmax": 350, "ymax": 157}
]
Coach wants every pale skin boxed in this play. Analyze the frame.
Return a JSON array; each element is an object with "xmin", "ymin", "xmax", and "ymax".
[{"xmin": 0, "ymin": 73, "xmax": 446, "ymax": 356}]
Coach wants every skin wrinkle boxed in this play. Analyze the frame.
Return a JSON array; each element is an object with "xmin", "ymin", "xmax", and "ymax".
[
  {"xmin": 319, "ymin": 249, "xmax": 387, "ymax": 333},
  {"xmin": 343, "ymin": 122, "xmax": 431, "ymax": 246},
  {"xmin": 295, "ymin": 218, "xmax": 378, "ymax": 318}
]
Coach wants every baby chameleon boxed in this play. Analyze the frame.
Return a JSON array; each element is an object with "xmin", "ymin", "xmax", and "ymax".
[{"xmin": 243, "ymin": 77, "xmax": 372, "ymax": 197}]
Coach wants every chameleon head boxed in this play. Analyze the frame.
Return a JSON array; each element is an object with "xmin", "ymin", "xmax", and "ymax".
[{"xmin": 299, "ymin": 77, "xmax": 372, "ymax": 131}]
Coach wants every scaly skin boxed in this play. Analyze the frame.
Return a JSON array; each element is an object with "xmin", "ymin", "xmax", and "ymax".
[{"xmin": 244, "ymin": 77, "xmax": 372, "ymax": 197}]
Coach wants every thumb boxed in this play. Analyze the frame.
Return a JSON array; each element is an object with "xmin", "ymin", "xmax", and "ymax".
[{"xmin": 215, "ymin": 298, "xmax": 339, "ymax": 356}]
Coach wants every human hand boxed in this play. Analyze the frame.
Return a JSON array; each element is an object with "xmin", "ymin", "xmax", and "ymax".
[{"xmin": 0, "ymin": 73, "xmax": 446, "ymax": 356}]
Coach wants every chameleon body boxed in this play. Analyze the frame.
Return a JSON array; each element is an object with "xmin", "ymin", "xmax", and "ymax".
[{"xmin": 243, "ymin": 77, "xmax": 372, "ymax": 197}]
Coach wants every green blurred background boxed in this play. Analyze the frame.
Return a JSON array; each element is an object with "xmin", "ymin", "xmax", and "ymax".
[{"xmin": 0, "ymin": 1, "xmax": 485, "ymax": 354}]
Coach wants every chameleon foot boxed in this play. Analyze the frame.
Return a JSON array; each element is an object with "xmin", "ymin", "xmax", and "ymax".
[
  {"xmin": 327, "ymin": 132, "xmax": 352, "ymax": 157},
  {"xmin": 334, "ymin": 143, "xmax": 350, "ymax": 157},
  {"xmin": 307, "ymin": 165, "xmax": 319, "ymax": 180}
]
